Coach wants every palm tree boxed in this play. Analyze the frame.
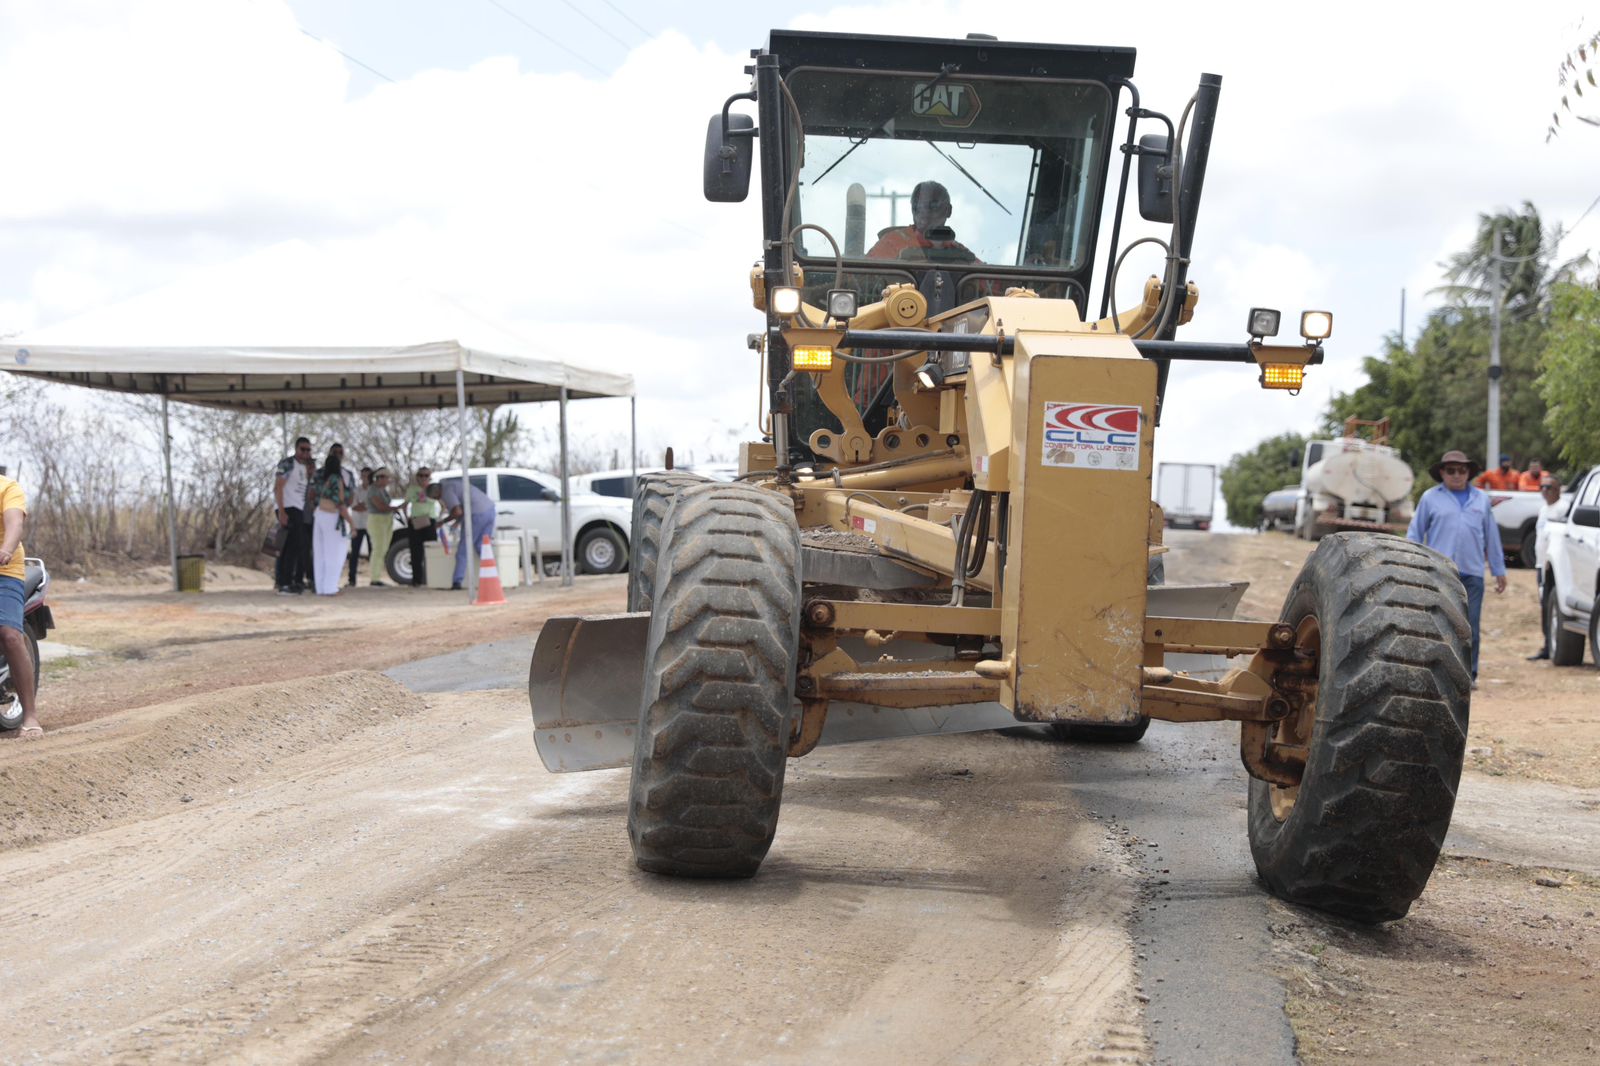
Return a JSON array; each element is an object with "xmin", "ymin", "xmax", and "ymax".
[{"xmin": 1434, "ymin": 202, "xmax": 1550, "ymax": 317}]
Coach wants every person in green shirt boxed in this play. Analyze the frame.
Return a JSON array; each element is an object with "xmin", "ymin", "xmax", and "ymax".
[
  {"xmin": 402, "ymin": 467, "xmax": 440, "ymax": 587},
  {"xmin": 366, "ymin": 468, "xmax": 400, "ymax": 586}
]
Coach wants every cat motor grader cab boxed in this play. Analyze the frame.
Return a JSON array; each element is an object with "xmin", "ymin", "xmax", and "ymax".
[{"xmin": 531, "ymin": 30, "xmax": 1471, "ymax": 922}]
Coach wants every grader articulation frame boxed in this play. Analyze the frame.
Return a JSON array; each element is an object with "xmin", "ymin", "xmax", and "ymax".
[{"xmin": 531, "ymin": 30, "xmax": 1471, "ymax": 923}]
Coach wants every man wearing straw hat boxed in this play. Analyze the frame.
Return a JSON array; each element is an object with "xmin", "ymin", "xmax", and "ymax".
[{"xmin": 1406, "ymin": 449, "xmax": 1506, "ymax": 684}]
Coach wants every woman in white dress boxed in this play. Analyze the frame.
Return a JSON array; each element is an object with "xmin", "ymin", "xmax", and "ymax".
[{"xmin": 311, "ymin": 452, "xmax": 354, "ymax": 596}]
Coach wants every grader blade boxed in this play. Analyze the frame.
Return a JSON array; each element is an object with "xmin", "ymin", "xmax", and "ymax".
[
  {"xmin": 529, "ymin": 613, "xmax": 1017, "ymax": 773},
  {"xmin": 528, "ymin": 582, "xmax": 1248, "ymax": 773}
]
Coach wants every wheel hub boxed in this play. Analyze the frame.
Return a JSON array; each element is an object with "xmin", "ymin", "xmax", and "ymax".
[{"xmin": 1269, "ymin": 615, "xmax": 1320, "ymax": 822}]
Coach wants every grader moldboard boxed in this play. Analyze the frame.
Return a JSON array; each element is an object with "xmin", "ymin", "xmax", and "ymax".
[{"xmin": 532, "ymin": 30, "xmax": 1471, "ymax": 922}]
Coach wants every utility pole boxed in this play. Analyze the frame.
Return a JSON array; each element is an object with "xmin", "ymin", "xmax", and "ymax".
[
  {"xmin": 1399, "ymin": 288, "xmax": 1406, "ymax": 346},
  {"xmin": 1487, "ymin": 223, "xmax": 1503, "ymax": 468}
]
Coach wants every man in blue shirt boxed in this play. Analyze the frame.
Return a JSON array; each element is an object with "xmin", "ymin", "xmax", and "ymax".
[
  {"xmin": 428, "ymin": 478, "xmax": 498, "ymax": 591},
  {"xmin": 1406, "ymin": 449, "xmax": 1507, "ymax": 682}
]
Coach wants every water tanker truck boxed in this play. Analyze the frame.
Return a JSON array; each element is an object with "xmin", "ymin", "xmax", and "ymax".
[{"xmin": 1294, "ymin": 418, "xmax": 1414, "ymax": 541}]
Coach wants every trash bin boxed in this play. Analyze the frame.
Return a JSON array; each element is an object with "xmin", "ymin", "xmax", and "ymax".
[
  {"xmin": 423, "ymin": 541, "xmax": 453, "ymax": 589},
  {"xmin": 176, "ymin": 554, "xmax": 206, "ymax": 593},
  {"xmin": 492, "ymin": 534, "xmax": 524, "ymax": 587}
]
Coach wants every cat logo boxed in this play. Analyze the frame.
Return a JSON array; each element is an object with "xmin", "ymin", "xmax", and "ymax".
[{"xmin": 911, "ymin": 81, "xmax": 981, "ymax": 128}]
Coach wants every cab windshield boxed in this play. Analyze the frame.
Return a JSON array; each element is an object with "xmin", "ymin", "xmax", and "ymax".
[{"xmin": 788, "ymin": 68, "xmax": 1112, "ymax": 279}]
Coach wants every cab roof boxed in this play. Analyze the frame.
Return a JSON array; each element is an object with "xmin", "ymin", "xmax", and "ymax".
[{"xmin": 765, "ymin": 29, "xmax": 1136, "ymax": 83}]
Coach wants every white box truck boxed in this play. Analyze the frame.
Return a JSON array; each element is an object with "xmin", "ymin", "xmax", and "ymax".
[{"xmin": 1156, "ymin": 462, "xmax": 1217, "ymax": 530}]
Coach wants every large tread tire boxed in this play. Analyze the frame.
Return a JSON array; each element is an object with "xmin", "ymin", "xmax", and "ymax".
[
  {"xmin": 1248, "ymin": 532, "xmax": 1472, "ymax": 923},
  {"xmin": 627, "ymin": 482, "xmax": 802, "ymax": 878},
  {"xmin": 627, "ymin": 472, "xmax": 710, "ymax": 612},
  {"xmin": 1546, "ymin": 590, "xmax": 1586, "ymax": 666}
]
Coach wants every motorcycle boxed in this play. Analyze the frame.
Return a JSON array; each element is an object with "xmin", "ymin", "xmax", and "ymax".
[{"xmin": 0, "ymin": 557, "xmax": 54, "ymax": 731}]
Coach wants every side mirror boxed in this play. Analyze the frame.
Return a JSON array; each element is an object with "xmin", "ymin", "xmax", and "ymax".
[
  {"xmin": 1573, "ymin": 504, "xmax": 1600, "ymax": 528},
  {"xmin": 704, "ymin": 112, "xmax": 755, "ymax": 203},
  {"xmin": 1137, "ymin": 134, "xmax": 1174, "ymax": 223}
]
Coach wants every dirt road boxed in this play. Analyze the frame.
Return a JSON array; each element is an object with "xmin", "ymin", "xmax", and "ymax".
[
  {"xmin": 2, "ymin": 538, "xmax": 1597, "ymax": 1064},
  {"xmin": 2, "ymin": 684, "xmax": 1148, "ymax": 1064}
]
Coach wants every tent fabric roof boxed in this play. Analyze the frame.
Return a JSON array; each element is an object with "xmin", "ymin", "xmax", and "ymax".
[
  {"xmin": 0, "ymin": 240, "xmax": 633, "ymax": 410},
  {"xmin": 3, "ymin": 341, "xmax": 632, "ymax": 411}
]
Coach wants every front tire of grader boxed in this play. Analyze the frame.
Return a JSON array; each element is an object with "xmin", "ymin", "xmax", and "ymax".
[
  {"xmin": 626, "ymin": 471, "xmax": 710, "ymax": 612},
  {"xmin": 627, "ymin": 482, "xmax": 803, "ymax": 878},
  {"xmin": 1247, "ymin": 532, "xmax": 1472, "ymax": 923}
]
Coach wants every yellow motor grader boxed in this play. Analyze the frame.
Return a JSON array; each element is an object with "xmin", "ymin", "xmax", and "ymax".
[{"xmin": 531, "ymin": 30, "xmax": 1471, "ymax": 922}]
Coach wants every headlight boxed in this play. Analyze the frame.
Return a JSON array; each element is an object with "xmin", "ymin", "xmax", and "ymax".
[
  {"xmin": 772, "ymin": 286, "xmax": 801, "ymax": 316},
  {"xmin": 1300, "ymin": 310, "xmax": 1333, "ymax": 341},
  {"xmin": 826, "ymin": 289, "xmax": 859, "ymax": 321},
  {"xmin": 1247, "ymin": 307, "xmax": 1281, "ymax": 339}
]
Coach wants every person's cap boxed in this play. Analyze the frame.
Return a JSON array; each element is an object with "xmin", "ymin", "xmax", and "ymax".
[
  {"xmin": 373, "ymin": 466, "xmax": 391, "ymax": 478},
  {"xmin": 1430, "ymin": 449, "xmax": 1482, "ymax": 480},
  {"xmin": 1499, "ymin": 453, "xmax": 1512, "ymax": 462}
]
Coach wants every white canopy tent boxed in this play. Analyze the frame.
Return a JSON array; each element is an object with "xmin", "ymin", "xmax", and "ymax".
[{"xmin": 1, "ymin": 241, "xmax": 636, "ymax": 595}]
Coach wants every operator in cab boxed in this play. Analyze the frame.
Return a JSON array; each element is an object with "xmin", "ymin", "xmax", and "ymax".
[{"xmin": 867, "ymin": 181, "xmax": 977, "ymax": 261}]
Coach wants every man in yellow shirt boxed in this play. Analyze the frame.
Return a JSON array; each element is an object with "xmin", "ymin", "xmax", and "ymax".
[{"xmin": 0, "ymin": 474, "xmax": 40, "ymax": 738}]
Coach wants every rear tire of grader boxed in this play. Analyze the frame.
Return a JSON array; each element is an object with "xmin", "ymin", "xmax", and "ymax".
[
  {"xmin": 1247, "ymin": 533, "xmax": 1472, "ymax": 923},
  {"xmin": 627, "ymin": 471, "xmax": 710, "ymax": 612},
  {"xmin": 627, "ymin": 482, "xmax": 803, "ymax": 878}
]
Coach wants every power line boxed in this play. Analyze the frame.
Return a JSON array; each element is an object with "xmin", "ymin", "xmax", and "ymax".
[
  {"xmin": 598, "ymin": 0, "xmax": 654, "ymax": 41},
  {"xmin": 480, "ymin": 0, "xmax": 607, "ymax": 76},
  {"xmin": 298, "ymin": 27, "xmax": 396, "ymax": 83},
  {"xmin": 553, "ymin": 0, "xmax": 635, "ymax": 51}
]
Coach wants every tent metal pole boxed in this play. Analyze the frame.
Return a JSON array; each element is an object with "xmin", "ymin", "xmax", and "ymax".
[
  {"xmin": 630, "ymin": 396, "xmax": 637, "ymax": 498},
  {"xmin": 560, "ymin": 386, "xmax": 572, "ymax": 588},
  {"xmin": 161, "ymin": 384, "xmax": 180, "ymax": 592},
  {"xmin": 456, "ymin": 368, "xmax": 475, "ymax": 602},
  {"xmin": 280, "ymin": 408, "xmax": 289, "ymax": 455}
]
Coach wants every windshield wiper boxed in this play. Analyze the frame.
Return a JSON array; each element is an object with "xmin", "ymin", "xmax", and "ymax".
[
  {"xmin": 808, "ymin": 62, "xmax": 960, "ymax": 186},
  {"xmin": 811, "ymin": 131, "xmax": 874, "ymax": 186},
  {"xmin": 924, "ymin": 139, "xmax": 1011, "ymax": 216}
]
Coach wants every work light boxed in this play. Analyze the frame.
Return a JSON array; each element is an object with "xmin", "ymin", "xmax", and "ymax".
[
  {"xmin": 772, "ymin": 286, "xmax": 802, "ymax": 315},
  {"xmin": 826, "ymin": 289, "xmax": 859, "ymax": 321},
  {"xmin": 1300, "ymin": 311, "xmax": 1333, "ymax": 341},
  {"xmin": 791, "ymin": 345, "xmax": 834, "ymax": 372},
  {"xmin": 1247, "ymin": 307, "xmax": 1281, "ymax": 340},
  {"xmin": 1260, "ymin": 364, "xmax": 1306, "ymax": 390}
]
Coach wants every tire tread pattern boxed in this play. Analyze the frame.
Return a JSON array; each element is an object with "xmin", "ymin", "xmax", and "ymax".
[
  {"xmin": 627, "ymin": 482, "xmax": 801, "ymax": 877},
  {"xmin": 627, "ymin": 472, "xmax": 710, "ymax": 612},
  {"xmin": 1248, "ymin": 532, "xmax": 1472, "ymax": 923}
]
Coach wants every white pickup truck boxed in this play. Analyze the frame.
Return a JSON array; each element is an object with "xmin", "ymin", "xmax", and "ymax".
[
  {"xmin": 1543, "ymin": 464, "xmax": 1600, "ymax": 666},
  {"xmin": 382, "ymin": 467, "xmax": 634, "ymax": 583}
]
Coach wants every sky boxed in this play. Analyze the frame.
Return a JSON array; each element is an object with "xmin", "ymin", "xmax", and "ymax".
[{"xmin": 2, "ymin": 0, "xmax": 1599, "ymax": 480}]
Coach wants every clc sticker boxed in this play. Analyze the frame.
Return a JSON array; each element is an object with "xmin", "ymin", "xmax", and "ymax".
[
  {"xmin": 912, "ymin": 81, "xmax": 981, "ymax": 128},
  {"xmin": 1041, "ymin": 402, "xmax": 1142, "ymax": 471}
]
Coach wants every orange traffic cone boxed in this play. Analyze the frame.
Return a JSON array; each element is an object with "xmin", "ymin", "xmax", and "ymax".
[{"xmin": 473, "ymin": 534, "xmax": 507, "ymax": 606}]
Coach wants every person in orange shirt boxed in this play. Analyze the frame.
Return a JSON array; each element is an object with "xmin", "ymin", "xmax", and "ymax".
[
  {"xmin": 1474, "ymin": 454, "xmax": 1521, "ymax": 491},
  {"xmin": 1516, "ymin": 458, "xmax": 1546, "ymax": 491},
  {"xmin": 0, "ymin": 474, "xmax": 40, "ymax": 738},
  {"xmin": 867, "ymin": 180, "xmax": 977, "ymax": 261}
]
